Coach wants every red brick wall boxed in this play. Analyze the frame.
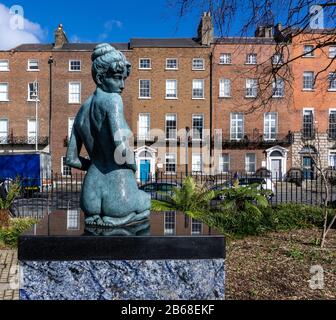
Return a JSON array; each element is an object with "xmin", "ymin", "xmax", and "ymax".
[
  {"xmin": 291, "ymin": 33, "xmax": 336, "ymax": 132},
  {"xmin": 0, "ymin": 51, "xmax": 50, "ymax": 152}
]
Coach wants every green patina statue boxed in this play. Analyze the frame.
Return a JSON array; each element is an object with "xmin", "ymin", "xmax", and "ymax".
[{"xmin": 66, "ymin": 43, "xmax": 151, "ymax": 227}]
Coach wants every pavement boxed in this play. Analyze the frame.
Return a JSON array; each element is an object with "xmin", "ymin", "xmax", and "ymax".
[{"xmin": 0, "ymin": 250, "xmax": 19, "ymax": 300}]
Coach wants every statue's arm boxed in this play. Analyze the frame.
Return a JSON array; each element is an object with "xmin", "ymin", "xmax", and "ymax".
[
  {"xmin": 66, "ymin": 126, "xmax": 91, "ymax": 171},
  {"xmin": 107, "ymin": 95, "xmax": 136, "ymax": 172}
]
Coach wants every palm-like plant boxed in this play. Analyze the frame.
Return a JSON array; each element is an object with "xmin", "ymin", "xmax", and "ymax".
[
  {"xmin": 219, "ymin": 182, "xmax": 270, "ymax": 217},
  {"xmin": 151, "ymin": 176, "xmax": 216, "ymax": 217},
  {"xmin": 0, "ymin": 180, "xmax": 20, "ymax": 226},
  {"xmin": 0, "ymin": 180, "xmax": 21, "ymax": 210}
]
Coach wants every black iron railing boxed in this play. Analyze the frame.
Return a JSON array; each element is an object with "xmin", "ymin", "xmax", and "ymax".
[
  {"xmin": 2, "ymin": 169, "xmax": 336, "ymax": 219},
  {"xmin": 0, "ymin": 136, "xmax": 49, "ymax": 145}
]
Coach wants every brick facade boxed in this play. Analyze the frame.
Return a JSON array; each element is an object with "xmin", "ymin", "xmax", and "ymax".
[
  {"xmin": 0, "ymin": 18, "xmax": 335, "ymax": 179},
  {"xmin": 0, "ymin": 50, "xmax": 50, "ymax": 153}
]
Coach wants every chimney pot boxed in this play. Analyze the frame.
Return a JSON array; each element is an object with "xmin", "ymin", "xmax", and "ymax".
[{"xmin": 54, "ymin": 23, "xmax": 68, "ymax": 49}]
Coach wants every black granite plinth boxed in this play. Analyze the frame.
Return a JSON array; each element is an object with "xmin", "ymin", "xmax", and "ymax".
[
  {"xmin": 19, "ymin": 211, "xmax": 226, "ymax": 300},
  {"xmin": 19, "ymin": 210, "xmax": 225, "ymax": 261}
]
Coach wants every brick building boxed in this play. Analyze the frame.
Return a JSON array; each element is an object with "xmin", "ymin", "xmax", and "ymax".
[
  {"xmin": 290, "ymin": 30, "xmax": 336, "ymax": 178},
  {"xmin": 212, "ymin": 27, "xmax": 294, "ymax": 179},
  {"xmin": 1, "ymin": 14, "xmax": 335, "ymax": 181},
  {"xmin": 0, "ymin": 46, "xmax": 51, "ymax": 154}
]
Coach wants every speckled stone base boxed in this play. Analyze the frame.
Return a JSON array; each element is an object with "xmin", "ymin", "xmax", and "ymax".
[{"xmin": 19, "ymin": 260, "xmax": 225, "ymax": 300}]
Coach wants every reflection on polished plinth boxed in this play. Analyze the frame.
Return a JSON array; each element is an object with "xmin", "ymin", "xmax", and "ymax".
[{"xmin": 19, "ymin": 211, "xmax": 225, "ymax": 300}]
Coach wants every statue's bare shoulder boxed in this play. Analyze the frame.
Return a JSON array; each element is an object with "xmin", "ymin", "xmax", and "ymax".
[
  {"xmin": 75, "ymin": 96, "xmax": 93, "ymax": 127},
  {"xmin": 94, "ymin": 91, "xmax": 123, "ymax": 116}
]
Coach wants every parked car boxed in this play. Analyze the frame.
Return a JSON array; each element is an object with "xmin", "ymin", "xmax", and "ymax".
[{"xmin": 139, "ymin": 182, "xmax": 181, "ymax": 202}]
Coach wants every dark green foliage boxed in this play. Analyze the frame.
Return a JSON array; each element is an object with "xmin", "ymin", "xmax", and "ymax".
[
  {"xmin": 196, "ymin": 204, "xmax": 327, "ymax": 238},
  {"xmin": 151, "ymin": 176, "xmax": 331, "ymax": 239},
  {"xmin": 151, "ymin": 176, "xmax": 216, "ymax": 217}
]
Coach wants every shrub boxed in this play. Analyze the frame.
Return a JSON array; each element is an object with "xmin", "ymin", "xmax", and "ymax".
[
  {"xmin": 268, "ymin": 203, "xmax": 325, "ymax": 231},
  {"xmin": 193, "ymin": 203, "xmax": 327, "ymax": 238},
  {"xmin": 0, "ymin": 218, "xmax": 37, "ymax": 248}
]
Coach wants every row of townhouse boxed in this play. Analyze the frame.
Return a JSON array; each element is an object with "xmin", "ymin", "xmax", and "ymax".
[{"xmin": 0, "ymin": 13, "xmax": 336, "ymax": 181}]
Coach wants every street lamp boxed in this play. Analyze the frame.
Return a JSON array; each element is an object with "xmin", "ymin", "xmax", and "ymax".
[{"xmin": 185, "ymin": 126, "xmax": 190, "ymax": 176}]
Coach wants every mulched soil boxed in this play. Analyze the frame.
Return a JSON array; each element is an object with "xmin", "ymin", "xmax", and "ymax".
[{"xmin": 226, "ymin": 228, "xmax": 336, "ymax": 300}]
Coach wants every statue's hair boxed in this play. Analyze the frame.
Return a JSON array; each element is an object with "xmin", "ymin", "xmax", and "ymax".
[{"xmin": 91, "ymin": 43, "xmax": 131, "ymax": 86}]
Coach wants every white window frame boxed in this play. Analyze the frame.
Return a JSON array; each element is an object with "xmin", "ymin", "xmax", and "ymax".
[
  {"xmin": 27, "ymin": 82, "xmax": 39, "ymax": 101},
  {"xmin": 139, "ymin": 58, "xmax": 151, "ymax": 70},
  {"xmin": 27, "ymin": 119, "xmax": 38, "ymax": 145},
  {"xmin": 138, "ymin": 113, "xmax": 150, "ymax": 140},
  {"xmin": 219, "ymin": 53, "xmax": 232, "ymax": 64},
  {"xmin": 272, "ymin": 78, "xmax": 285, "ymax": 97},
  {"xmin": 264, "ymin": 112, "xmax": 278, "ymax": 141},
  {"xmin": 67, "ymin": 209, "xmax": 80, "ymax": 230},
  {"xmin": 329, "ymin": 150, "xmax": 336, "ymax": 168},
  {"xmin": 219, "ymin": 154, "xmax": 230, "ymax": 173},
  {"xmin": 303, "ymin": 71, "xmax": 314, "ymax": 90},
  {"xmin": 61, "ymin": 156, "xmax": 72, "ymax": 177},
  {"xmin": 219, "ymin": 78, "xmax": 231, "ymax": 98},
  {"xmin": 0, "ymin": 83, "xmax": 9, "ymax": 101},
  {"xmin": 192, "ymin": 153, "xmax": 203, "ymax": 174},
  {"xmin": 328, "ymin": 72, "xmax": 336, "ymax": 91},
  {"xmin": 245, "ymin": 153, "xmax": 256, "ymax": 174},
  {"xmin": 302, "ymin": 108, "xmax": 315, "ymax": 137},
  {"xmin": 69, "ymin": 60, "xmax": 81, "ymax": 72},
  {"xmin": 165, "ymin": 113, "xmax": 177, "ymax": 140},
  {"xmin": 68, "ymin": 81, "xmax": 81, "ymax": 104},
  {"xmin": 192, "ymin": 79, "xmax": 205, "ymax": 99},
  {"xmin": 166, "ymin": 58, "xmax": 178, "ymax": 70},
  {"xmin": 329, "ymin": 46, "xmax": 336, "ymax": 59},
  {"xmin": 165, "ymin": 153, "xmax": 177, "ymax": 174},
  {"xmin": 139, "ymin": 79, "xmax": 151, "ymax": 99},
  {"xmin": 328, "ymin": 109, "xmax": 336, "ymax": 139},
  {"xmin": 164, "ymin": 211, "xmax": 176, "ymax": 235},
  {"xmin": 191, "ymin": 218, "xmax": 203, "ymax": 235},
  {"xmin": 166, "ymin": 79, "xmax": 178, "ymax": 99},
  {"xmin": 27, "ymin": 59, "xmax": 39, "ymax": 71},
  {"xmin": 192, "ymin": 58, "xmax": 205, "ymax": 70},
  {"xmin": 246, "ymin": 53, "xmax": 257, "ymax": 64},
  {"xmin": 303, "ymin": 45, "xmax": 315, "ymax": 57},
  {"xmin": 246, "ymin": 79, "xmax": 258, "ymax": 98},
  {"xmin": 230, "ymin": 113, "xmax": 244, "ymax": 141},
  {"xmin": 0, "ymin": 60, "xmax": 9, "ymax": 72},
  {"xmin": 272, "ymin": 54, "xmax": 283, "ymax": 65},
  {"xmin": 0, "ymin": 119, "xmax": 9, "ymax": 144},
  {"xmin": 192, "ymin": 114, "xmax": 204, "ymax": 141}
]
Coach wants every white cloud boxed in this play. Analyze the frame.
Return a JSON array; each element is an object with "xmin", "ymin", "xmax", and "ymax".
[
  {"xmin": 0, "ymin": 3, "xmax": 47, "ymax": 50},
  {"xmin": 98, "ymin": 19, "xmax": 123, "ymax": 41},
  {"xmin": 70, "ymin": 34, "xmax": 92, "ymax": 43},
  {"xmin": 70, "ymin": 35, "xmax": 82, "ymax": 43}
]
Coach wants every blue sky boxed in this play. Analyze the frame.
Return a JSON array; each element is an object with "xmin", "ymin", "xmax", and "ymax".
[
  {"xmin": 0, "ymin": 0, "xmax": 204, "ymax": 44},
  {"xmin": 0, "ymin": 1, "xmax": 331, "ymax": 50}
]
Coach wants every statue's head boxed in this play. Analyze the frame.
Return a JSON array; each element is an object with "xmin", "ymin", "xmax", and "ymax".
[{"xmin": 91, "ymin": 43, "xmax": 131, "ymax": 93}]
